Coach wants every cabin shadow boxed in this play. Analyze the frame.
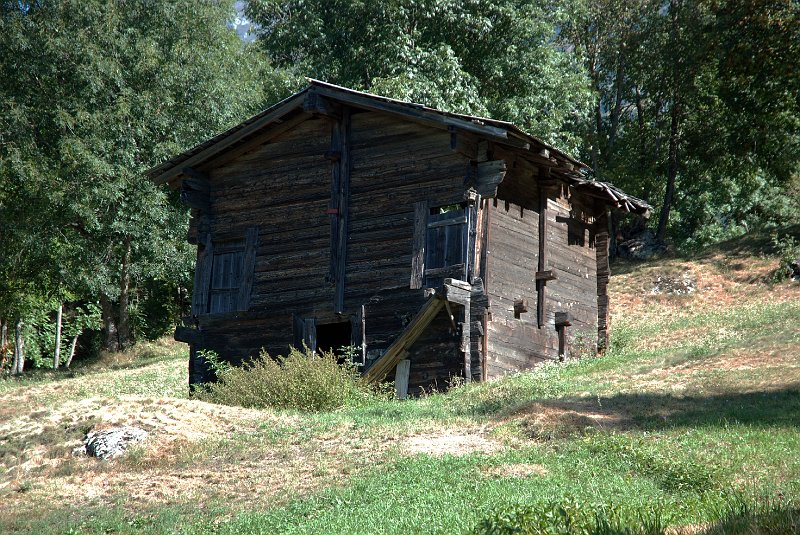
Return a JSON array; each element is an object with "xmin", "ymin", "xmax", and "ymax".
[{"xmin": 476, "ymin": 386, "xmax": 800, "ymax": 433}]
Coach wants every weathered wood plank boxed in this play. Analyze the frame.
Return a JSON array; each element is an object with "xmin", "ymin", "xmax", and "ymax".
[
  {"xmin": 395, "ymin": 358, "xmax": 411, "ymax": 399},
  {"xmin": 363, "ymin": 296, "xmax": 445, "ymax": 383},
  {"xmin": 410, "ymin": 201, "xmax": 428, "ymax": 289}
]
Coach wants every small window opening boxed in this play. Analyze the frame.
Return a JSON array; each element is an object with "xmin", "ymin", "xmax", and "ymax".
[{"xmin": 315, "ymin": 320, "xmax": 352, "ymax": 362}]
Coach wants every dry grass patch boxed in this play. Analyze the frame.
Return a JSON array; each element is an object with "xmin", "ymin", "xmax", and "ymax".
[
  {"xmin": 404, "ymin": 428, "xmax": 501, "ymax": 456},
  {"xmin": 610, "ymin": 257, "xmax": 800, "ymax": 320},
  {"xmin": 503, "ymin": 400, "xmax": 633, "ymax": 439},
  {"xmin": 481, "ymin": 463, "xmax": 548, "ymax": 479}
]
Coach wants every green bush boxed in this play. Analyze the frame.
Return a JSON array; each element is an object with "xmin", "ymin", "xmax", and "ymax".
[
  {"xmin": 199, "ymin": 346, "xmax": 378, "ymax": 412},
  {"xmin": 771, "ymin": 231, "xmax": 800, "ymax": 281}
]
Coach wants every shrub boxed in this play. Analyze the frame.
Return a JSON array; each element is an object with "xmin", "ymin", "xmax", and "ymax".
[
  {"xmin": 770, "ymin": 231, "xmax": 800, "ymax": 281},
  {"xmin": 200, "ymin": 347, "xmax": 378, "ymax": 412}
]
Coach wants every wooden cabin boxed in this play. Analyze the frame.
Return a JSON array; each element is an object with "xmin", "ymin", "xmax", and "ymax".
[{"xmin": 149, "ymin": 80, "xmax": 650, "ymax": 395}]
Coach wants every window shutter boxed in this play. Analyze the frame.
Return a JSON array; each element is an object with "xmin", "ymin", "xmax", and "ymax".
[
  {"xmin": 424, "ymin": 208, "xmax": 468, "ymax": 288},
  {"xmin": 192, "ymin": 234, "xmax": 214, "ymax": 315},
  {"xmin": 237, "ymin": 226, "xmax": 259, "ymax": 311}
]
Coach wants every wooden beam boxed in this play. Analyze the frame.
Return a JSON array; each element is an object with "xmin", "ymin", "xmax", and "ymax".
[
  {"xmin": 174, "ymin": 326, "xmax": 203, "ymax": 345},
  {"xmin": 410, "ymin": 201, "xmax": 428, "ymax": 289},
  {"xmin": 535, "ymin": 270, "xmax": 557, "ymax": 281},
  {"xmin": 363, "ymin": 296, "xmax": 445, "ymax": 383},
  {"xmin": 513, "ymin": 298, "xmax": 528, "ymax": 319},
  {"xmin": 333, "ymin": 108, "xmax": 352, "ymax": 313},
  {"xmin": 192, "ymin": 233, "xmax": 213, "ymax": 316},
  {"xmin": 328, "ymin": 114, "xmax": 342, "ymax": 286},
  {"xmin": 181, "ymin": 168, "xmax": 210, "ymax": 187},
  {"xmin": 536, "ymin": 168, "xmax": 551, "ymax": 328},
  {"xmin": 303, "ymin": 91, "xmax": 342, "ymax": 118},
  {"xmin": 180, "ymin": 188, "xmax": 210, "ymax": 212},
  {"xmin": 475, "ymin": 160, "xmax": 507, "ymax": 197}
]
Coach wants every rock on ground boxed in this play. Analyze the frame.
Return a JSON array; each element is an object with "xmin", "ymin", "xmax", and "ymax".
[{"xmin": 81, "ymin": 426, "xmax": 149, "ymax": 459}]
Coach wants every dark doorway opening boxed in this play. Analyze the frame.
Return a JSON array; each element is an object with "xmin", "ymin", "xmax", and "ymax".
[{"xmin": 315, "ymin": 320, "xmax": 352, "ymax": 360}]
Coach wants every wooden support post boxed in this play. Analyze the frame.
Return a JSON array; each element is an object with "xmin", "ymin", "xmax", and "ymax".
[
  {"xmin": 410, "ymin": 201, "xmax": 428, "ymax": 289},
  {"xmin": 351, "ymin": 304, "xmax": 367, "ymax": 366},
  {"xmin": 555, "ymin": 312, "xmax": 572, "ymax": 362},
  {"xmin": 536, "ymin": 169, "xmax": 554, "ymax": 328},
  {"xmin": 329, "ymin": 108, "xmax": 352, "ymax": 313},
  {"xmin": 461, "ymin": 306, "xmax": 471, "ymax": 383},
  {"xmin": 395, "ymin": 358, "xmax": 411, "ymax": 399},
  {"xmin": 465, "ymin": 189, "xmax": 479, "ymax": 282},
  {"xmin": 595, "ymin": 209, "xmax": 610, "ymax": 354},
  {"xmin": 444, "ymin": 278, "xmax": 472, "ymax": 383}
]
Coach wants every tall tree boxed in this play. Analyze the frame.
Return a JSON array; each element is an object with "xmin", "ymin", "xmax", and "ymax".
[
  {"xmin": 247, "ymin": 0, "xmax": 593, "ymax": 153},
  {"xmin": 567, "ymin": 0, "xmax": 800, "ymax": 246},
  {"xmin": 0, "ymin": 0, "xmax": 271, "ymax": 360}
]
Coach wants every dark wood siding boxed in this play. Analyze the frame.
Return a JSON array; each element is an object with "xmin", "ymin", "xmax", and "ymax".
[
  {"xmin": 193, "ymin": 111, "xmax": 471, "ymax": 381},
  {"xmin": 484, "ymin": 182, "xmax": 599, "ymax": 378}
]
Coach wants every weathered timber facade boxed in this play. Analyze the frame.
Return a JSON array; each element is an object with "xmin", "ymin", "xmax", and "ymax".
[{"xmin": 150, "ymin": 81, "xmax": 650, "ymax": 394}]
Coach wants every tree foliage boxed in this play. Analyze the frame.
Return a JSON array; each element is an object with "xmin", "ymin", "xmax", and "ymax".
[
  {"xmin": 566, "ymin": 0, "xmax": 800, "ymax": 245},
  {"xmin": 246, "ymin": 0, "xmax": 593, "ymax": 152},
  {"xmin": 0, "ymin": 0, "xmax": 270, "ymax": 367}
]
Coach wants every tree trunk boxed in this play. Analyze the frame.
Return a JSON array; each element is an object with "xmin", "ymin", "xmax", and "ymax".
[
  {"xmin": 634, "ymin": 86, "xmax": 650, "ymax": 201},
  {"xmin": 608, "ymin": 53, "xmax": 625, "ymax": 150},
  {"xmin": 117, "ymin": 237, "xmax": 133, "ymax": 348},
  {"xmin": 592, "ymin": 99, "xmax": 602, "ymax": 178},
  {"xmin": 657, "ymin": 100, "xmax": 681, "ymax": 242},
  {"xmin": 54, "ymin": 303, "xmax": 63, "ymax": 369},
  {"xmin": 656, "ymin": 0, "xmax": 683, "ymax": 243},
  {"xmin": 0, "ymin": 319, "xmax": 7, "ymax": 370},
  {"xmin": 12, "ymin": 319, "xmax": 24, "ymax": 375},
  {"xmin": 100, "ymin": 293, "xmax": 119, "ymax": 352},
  {"xmin": 66, "ymin": 334, "xmax": 79, "ymax": 369}
]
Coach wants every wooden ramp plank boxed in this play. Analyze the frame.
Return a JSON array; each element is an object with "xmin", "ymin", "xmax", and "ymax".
[{"xmin": 363, "ymin": 296, "xmax": 445, "ymax": 383}]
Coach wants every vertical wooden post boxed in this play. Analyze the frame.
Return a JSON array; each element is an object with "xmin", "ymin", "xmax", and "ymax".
[
  {"xmin": 331, "ymin": 109, "xmax": 352, "ymax": 313},
  {"xmin": 192, "ymin": 234, "xmax": 214, "ymax": 316},
  {"xmin": 461, "ymin": 301, "xmax": 471, "ymax": 383},
  {"xmin": 595, "ymin": 209, "xmax": 611, "ymax": 353},
  {"xmin": 395, "ymin": 358, "xmax": 411, "ymax": 399},
  {"xmin": 465, "ymin": 189, "xmax": 479, "ymax": 283},
  {"xmin": 410, "ymin": 201, "xmax": 428, "ymax": 289},
  {"xmin": 536, "ymin": 169, "xmax": 551, "ymax": 328},
  {"xmin": 555, "ymin": 311, "xmax": 572, "ymax": 362},
  {"xmin": 351, "ymin": 304, "xmax": 366, "ymax": 365}
]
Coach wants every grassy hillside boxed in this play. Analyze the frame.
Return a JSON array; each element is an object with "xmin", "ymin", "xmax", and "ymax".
[{"xmin": 1, "ymin": 235, "xmax": 799, "ymax": 534}]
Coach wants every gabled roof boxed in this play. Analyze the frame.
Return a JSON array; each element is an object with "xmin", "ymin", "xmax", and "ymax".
[{"xmin": 148, "ymin": 79, "xmax": 650, "ymax": 216}]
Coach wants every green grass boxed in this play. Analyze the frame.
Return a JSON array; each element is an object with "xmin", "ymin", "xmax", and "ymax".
[
  {"xmin": 0, "ymin": 339, "xmax": 188, "ymax": 403},
  {"xmin": 2, "ymin": 265, "xmax": 799, "ymax": 533}
]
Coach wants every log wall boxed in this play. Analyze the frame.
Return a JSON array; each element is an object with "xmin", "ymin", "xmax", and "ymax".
[
  {"xmin": 484, "ymin": 178, "xmax": 599, "ymax": 378},
  {"xmin": 182, "ymin": 107, "xmax": 604, "ymax": 390},
  {"xmin": 190, "ymin": 111, "xmax": 471, "ymax": 385}
]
